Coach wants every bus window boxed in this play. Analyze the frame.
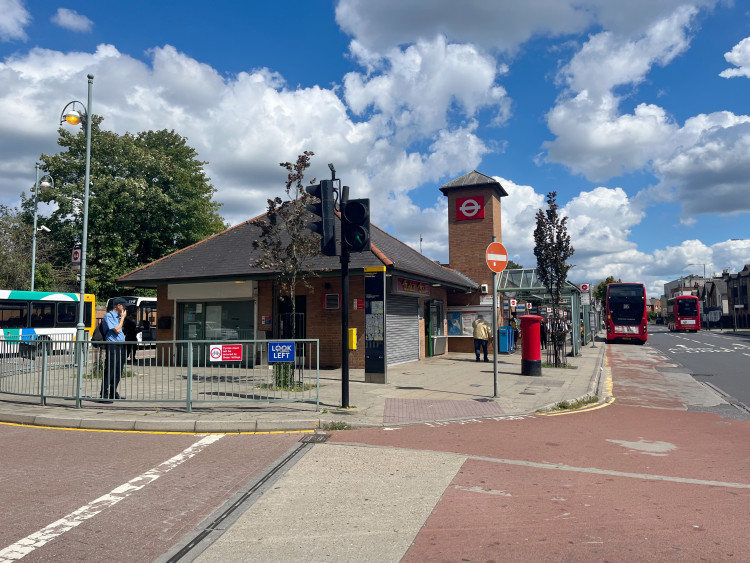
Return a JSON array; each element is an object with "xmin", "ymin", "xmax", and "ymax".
[
  {"xmin": 0, "ymin": 301, "xmax": 27, "ymax": 328},
  {"xmin": 30, "ymin": 302, "xmax": 55, "ymax": 328},
  {"xmin": 57, "ymin": 303, "xmax": 77, "ymax": 326}
]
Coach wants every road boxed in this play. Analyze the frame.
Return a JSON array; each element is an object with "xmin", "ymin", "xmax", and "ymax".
[
  {"xmin": 648, "ymin": 325, "xmax": 750, "ymax": 413},
  {"xmin": 1, "ymin": 341, "xmax": 749, "ymax": 562}
]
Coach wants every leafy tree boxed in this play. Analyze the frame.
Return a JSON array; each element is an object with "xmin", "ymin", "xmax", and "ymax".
[
  {"xmin": 252, "ymin": 151, "xmax": 323, "ymax": 338},
  {"xmin": 0, "ymin": 204, "xmax": 70, "ymax": 291},
  {"xmin": 507, "ymin": 259, "xmax": 523, "ymax": 269},
  {"xmin": 593, "ymin": 276, "xmax": 620, "ymax": 305},
  {"xmin": 0, "ymin": 204, "xmax": 32, "ymax": 289},
  {"xmin": 23, "ymin": 117, "xmax": 226, "ymax": 298},
  {"xmin": 533, "ymin": 191, "xmax": 575, "ymax": 366}
]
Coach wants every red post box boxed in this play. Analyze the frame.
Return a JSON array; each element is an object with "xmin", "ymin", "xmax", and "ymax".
[{"xmin": 520, "ymin": 315, "xmax": 542, "ymax": 376}]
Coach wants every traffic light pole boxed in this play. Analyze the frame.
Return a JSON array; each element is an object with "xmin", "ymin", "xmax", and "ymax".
[{"xmin": 341, "ymin": 238, "xmax": 350, "ymax": 408}]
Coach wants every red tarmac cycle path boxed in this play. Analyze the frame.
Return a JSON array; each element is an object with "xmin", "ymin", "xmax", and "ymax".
[{"xmin": 331, "ymin": 345, "xmax": 750, "ymax": 561}]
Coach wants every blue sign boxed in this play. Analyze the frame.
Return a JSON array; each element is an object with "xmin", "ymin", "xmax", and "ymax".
[{"xmin": 269, "ymin": 341, "xmax": 295, "ymax": 362}]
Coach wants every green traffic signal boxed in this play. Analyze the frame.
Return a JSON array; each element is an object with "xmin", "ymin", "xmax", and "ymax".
[{"xmin": 342, "ymin": 198, "xmax": 370, "ymax": 252}]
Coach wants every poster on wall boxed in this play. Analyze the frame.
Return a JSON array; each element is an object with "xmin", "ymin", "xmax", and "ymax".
[{"xmin": 447, "ymin": 312, "xmax": 463, "ymax": 336}]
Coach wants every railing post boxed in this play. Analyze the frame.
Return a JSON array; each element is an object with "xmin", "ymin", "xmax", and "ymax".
[
  {"xmin": 75, "ymin": 340, "xmax": 83, "ymax": 408},
  {"xmin": 186, "ymin": 342, "xmax": 193, "ymax": 413},
  {"xmin": 40, "ymin": 343, "xmax": 48, "ymax": 406}
]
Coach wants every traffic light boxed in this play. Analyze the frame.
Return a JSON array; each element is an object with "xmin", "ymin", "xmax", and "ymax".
[
  {"xmin": 342, "ymin": 198, "xmax": 370, "ymax": 252},
  {"xmin": 305, "ymin": 179, "xmax": 336, "ymax": 256}
]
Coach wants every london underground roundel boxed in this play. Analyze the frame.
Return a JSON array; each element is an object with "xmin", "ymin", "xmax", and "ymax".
[{"xmin": 456, "ymin": 196, "xmax": 485, "ymax": 221}]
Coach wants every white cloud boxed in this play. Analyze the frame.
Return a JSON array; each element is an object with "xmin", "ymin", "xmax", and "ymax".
[
  {"xmin": 720, "ymin": 37, "xmax": 750, "ymax": 79},
  {"xmin": 335, "ymin": 0, "xmax": 715, "ymax": 56},
  {"xmin": 344, "ymin": 35, "xmax": 510, "ymax": 140},
  {"xmin": 545, "ymin": 6, "xmax": 696, "ymax": 181},
  {"xmin": 0, "ymin": 0, "xmax": 30, "ymax": 41},
  {"xmin": 51, "ymin": 8, "xmax": 93, "ymax": 33}
]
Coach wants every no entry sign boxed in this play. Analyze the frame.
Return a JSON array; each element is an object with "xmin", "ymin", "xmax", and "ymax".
[{"xmin": 485, "ymin": 242, "xmax": 509, "ymax": 273}]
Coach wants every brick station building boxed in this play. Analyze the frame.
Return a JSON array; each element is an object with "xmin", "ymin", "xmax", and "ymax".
[{"xmin": 118, "ymin": 170, "xmax": 508, "ymax": 375}]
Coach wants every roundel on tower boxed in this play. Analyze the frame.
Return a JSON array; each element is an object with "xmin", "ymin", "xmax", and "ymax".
[{"xmin": 455, "ymin": 196, "xmax": 485, "ymax": 221}]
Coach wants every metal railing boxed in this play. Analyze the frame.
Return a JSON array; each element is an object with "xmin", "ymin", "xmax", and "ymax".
[{"xmin": 0, "ymin": 338, "xmax": 319, "ymax": 411}]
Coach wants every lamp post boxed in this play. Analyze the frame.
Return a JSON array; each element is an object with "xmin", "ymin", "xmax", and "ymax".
[
  {"xmin": 60, "ymin": 74, "xmax": 93, "ymax": 347},
  {"xmin": 30, "ymin": 170, "xmax": 54, "ymax": 291}
]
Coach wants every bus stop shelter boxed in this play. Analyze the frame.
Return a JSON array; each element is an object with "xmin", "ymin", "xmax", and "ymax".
[{"xmin": 494, "ymin": 268, "xmax": 593, "ymax": 357}]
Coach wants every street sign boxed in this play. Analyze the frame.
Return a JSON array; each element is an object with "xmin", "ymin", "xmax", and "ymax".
[
  {"xmin": 485, "ymin": 242, "xmax": 508, "ymax": 273},
  {"xmin": 209, "ymin": 344, "xmax": 243, "ymax": 362},
  {"xmin": 71, "ymin": 247, "xmax": 81, "ymax": 265},
  {"xmin": 269, "ymin": 341, "xmax": 295, "ymax": 363},
  {"xmin": 580, "ymin": 283, "xmax": 590, "ymax": 292}
]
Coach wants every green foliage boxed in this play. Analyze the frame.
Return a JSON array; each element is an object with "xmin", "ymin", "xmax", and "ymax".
[
  {"xmin": 593, "ymin": 276, "xmax": 620, "ymax": 304},
  {"xmin": 252, "ymin": 151, "xmax": 322, "ymax": 335},
  {"xmin": 533, "ymin": 191, "xmax": 574, "ymax": 367},
  {"xmin": 507, "ymin": 259, "xmax": 524, "ymax": 269},
  {"xmin": 21, "ymin": 117, "xmax": 226, "ymax": 299},
  {"xmin": 274, "ymin": 362, "xmax": 295, "ymax": 387}
]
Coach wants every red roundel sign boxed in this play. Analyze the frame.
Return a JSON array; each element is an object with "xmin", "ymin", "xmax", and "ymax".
[{"xmin": 456, "ymin": 196, "xmax": 485, "ymax": 221}]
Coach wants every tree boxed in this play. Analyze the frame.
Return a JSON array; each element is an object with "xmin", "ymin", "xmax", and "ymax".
[
  {"xmin": 593, "ymin": 276, "xmax": 620, "ymax": 305},
  {"xmin": 251, "ymin": 151, "xmax": 324, "ymax": 338},
  {"xmin": 533, "ymin": 191, "xmax": 575, "ymax": 366},
  {"xmin": 507, "ymin": 259, "xmax": 524, "ymax": 270},
  {"xmin": 23, "ymin": 118, "xmax": 227, "ymax": 298}
]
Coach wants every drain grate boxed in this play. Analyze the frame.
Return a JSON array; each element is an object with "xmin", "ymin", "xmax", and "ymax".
[{"xmin": 300, "ymin": 433, "xmax": 330, "ymax": 443}]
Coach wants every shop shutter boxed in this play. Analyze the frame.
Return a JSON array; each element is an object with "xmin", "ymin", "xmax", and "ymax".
[{"xmin": 386, "ymin": 295, "xmax": 419, "ymax": 366}]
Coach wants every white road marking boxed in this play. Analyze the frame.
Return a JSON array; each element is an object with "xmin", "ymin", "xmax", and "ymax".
[
  {"xmin": 0, "ymin": 435, "xmax": 223, "ymax": 562},
  {"xmin": 331, "ymin": 443, "xmax": 750, "ymax": 490}
]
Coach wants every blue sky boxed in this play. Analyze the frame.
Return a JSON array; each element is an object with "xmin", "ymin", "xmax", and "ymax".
[{"xmin": 2, "ymin": 0, "xmax": 750, "ymax": 298}]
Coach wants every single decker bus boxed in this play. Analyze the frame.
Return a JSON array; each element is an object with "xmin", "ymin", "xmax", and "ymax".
[
  {"xmin": 605, "ymin": 282, "xmax": 648, "ymax": 344},
  {"xmin": 666, "ymin": 294, "xmax": 701, "ymax": 332},
  {"xmin": 0, "ymin": 290, "xmax": 96, "ymax": 354}
]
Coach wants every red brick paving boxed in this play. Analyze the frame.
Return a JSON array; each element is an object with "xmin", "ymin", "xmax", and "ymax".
[{"xmin": 383, "ymin": 397, "xmax": 504, "ymax": 423}]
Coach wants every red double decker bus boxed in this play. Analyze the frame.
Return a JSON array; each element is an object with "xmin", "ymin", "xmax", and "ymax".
[
  {"xmin": 605, "ymin": 283, "xmax": 648, "ymax": 344},
  {"xmin": 666, "ymin": 295, "xmax": 701, "ymax": 332}
]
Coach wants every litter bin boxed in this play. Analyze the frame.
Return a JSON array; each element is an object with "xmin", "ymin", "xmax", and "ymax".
[{"xmin": 497, "ymin": 326, "xmax": 513, "ymax": 353}]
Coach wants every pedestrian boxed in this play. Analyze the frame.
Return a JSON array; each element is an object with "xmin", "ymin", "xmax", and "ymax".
[
  {"xmin": 123, "ymin": 307, "xmax": 138, "ymax": 363},
  {"xmin": 101, "ymin": 297, "xmax": 128, "ymax": 402},
  {"xmin": 472, "ymin": 314, "xmax": 492, "ymax": 362},
  {"xmin": 510, "ymin": 312, "xmax": 520, "ymax": 351},
  {"xmin": 540, "ymin": 320, "xmax": 548, "ymax": 349}
]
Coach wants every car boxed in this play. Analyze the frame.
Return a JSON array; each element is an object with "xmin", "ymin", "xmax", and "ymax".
[
  {"xmin": 205, "ymin": 321, "xmax": 239, "ymax": 340},
  {"xmin": 655, "ymin": 317, "xmax": 664, "ymax": 325}
]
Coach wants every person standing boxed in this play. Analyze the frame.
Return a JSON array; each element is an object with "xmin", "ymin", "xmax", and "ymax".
[
  {"xmin": 510, "ymin": 312, "xmax": 520, "ymax": 351},
  {"xmin": 101, "ymin": 297, "xmax": 128, "ymax": 402},
  {"xmin": 540, "ymin": 319, "xmax": 548, "ymax": 350},
  {"xmin": 472, "ymin": 314, "xmax": 492, "ymax": 362},
  {"xmin": 123, "ymin": 308, "xmax": 138, "ymax": 363}
]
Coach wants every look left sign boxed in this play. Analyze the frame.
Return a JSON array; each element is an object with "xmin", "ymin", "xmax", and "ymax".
[{"xmin": 269, "ymin": 342, "xmax": 295, "ymax": 362}]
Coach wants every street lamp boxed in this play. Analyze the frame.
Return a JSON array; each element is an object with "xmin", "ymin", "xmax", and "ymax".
[
  {"xmin": 30, "ymin": 167, "xmax": 54, "ymax": 291},
  {"xmin": 59, "ymin": 74, "xmax": 93, "ymax": 347}
]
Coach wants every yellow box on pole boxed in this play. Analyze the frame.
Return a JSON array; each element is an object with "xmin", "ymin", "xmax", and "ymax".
[{"xmin": 348, "ymin": 328, "xmax": 357, "ymax": 350}]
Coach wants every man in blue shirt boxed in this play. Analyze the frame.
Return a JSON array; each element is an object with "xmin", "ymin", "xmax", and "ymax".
[{"xmin": 101, "ymin": 297, "xmax": 128, "ymax": 402}]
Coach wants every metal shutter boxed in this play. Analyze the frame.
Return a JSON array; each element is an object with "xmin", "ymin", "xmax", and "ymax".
[{"xmin": 386, "ymin": 295, "xmax": 419, "ymax": 366}]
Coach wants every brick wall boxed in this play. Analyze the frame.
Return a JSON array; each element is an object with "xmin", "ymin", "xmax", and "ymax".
[{"xmin": 446, "ymin": 187, "xmax": 502, "ymax": 289}]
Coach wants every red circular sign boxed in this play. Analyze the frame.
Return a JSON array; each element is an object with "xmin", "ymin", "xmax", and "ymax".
[
  {"xmin": 72, "ymin": 248, "xmax": 81, "ymax": 263},
  {"xmin": 485, "ymin": 242, "xmax": 508, "ymax": 273}
]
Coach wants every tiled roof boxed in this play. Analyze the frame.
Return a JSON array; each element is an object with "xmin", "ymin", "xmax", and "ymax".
[
  {"xmin": 118, "ymin": 214, "xmax": 477, "ymax": 291},
  {"xmin": 439, "ymin": 170, "xmax": 508, "ymax": 197}
]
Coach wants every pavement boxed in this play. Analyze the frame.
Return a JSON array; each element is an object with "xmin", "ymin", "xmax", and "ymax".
[{"xmin": 0, "ymin": 340, "xmax": 606, "ymax": 433}]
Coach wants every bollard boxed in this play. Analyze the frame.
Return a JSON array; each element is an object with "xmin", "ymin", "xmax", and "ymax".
[{"xmin": 520, "ymin": 315, "xmax": 542, "ymax": 376}]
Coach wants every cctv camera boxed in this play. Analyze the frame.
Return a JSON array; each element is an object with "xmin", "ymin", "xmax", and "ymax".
[{"xmin": 38, "ymin": 225, "xmax": 51, "ymax": 233}]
